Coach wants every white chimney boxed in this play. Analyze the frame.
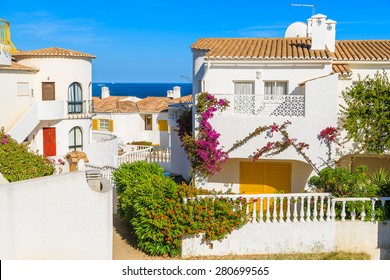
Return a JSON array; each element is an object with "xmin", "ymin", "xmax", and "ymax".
[
  {"xmin": 325, "ymin": 19, "xmax": 337, "ymax": 52},
  {"xmin": 310, "ymin": 14, "xmax": 327, "ymax": 51},
  {"xmin": 101, "ymin": 86, "xmax": 110, "ymax": 99},
  {"xmin": 306, "ymin": 18, "xmax": 313, "ymax": 37},
  {"xmin": 173, "ymin": 86, "xmax": 181, "ymax": 98},
  {"xmin": 167, "ymin": 90, "xmax": 174, "ymax": 98}
]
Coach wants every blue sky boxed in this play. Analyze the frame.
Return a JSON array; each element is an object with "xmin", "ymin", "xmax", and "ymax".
[{"xmin": 2, "ymin": 0, "xmax": 390, "ymax": 82}]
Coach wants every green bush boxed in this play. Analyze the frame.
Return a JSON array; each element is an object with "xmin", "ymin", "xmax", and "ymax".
[
  {"xmin": 113, "ymin": 161, "xmax": 247, "ymax": 257},
  {"xmin": 0, "ymin": 128, "xmax": 55, "ymax": 182},
  {"xmin": 129, "ymin": 141, "xmax": 153, "ymax": 146}
]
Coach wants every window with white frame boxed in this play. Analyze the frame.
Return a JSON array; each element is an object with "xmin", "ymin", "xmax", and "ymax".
[
  {"xmin": 17, "ymin": 82, "xmax": 29, "ymax": 96},
  {"xmin": 264, "ymin": 81, "xmax": 288, "ymax": 95},
  {"xmin": 234, "ymin": 82, "xmax": 255, "ymax": 114}
]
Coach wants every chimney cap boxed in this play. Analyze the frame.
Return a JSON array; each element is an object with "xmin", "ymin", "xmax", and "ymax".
[{"xmin": 311, "ymin": 13, "xmax": 327, "ymax": 19}]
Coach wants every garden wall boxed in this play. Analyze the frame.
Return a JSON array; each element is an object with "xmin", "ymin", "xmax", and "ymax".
[
  {"xmin": 0, "ymin": 171, "xmax": 113, "ymax": 259},
  {"xmin": 182, "ymin": 221, "xmax": 390, "ymax": 259}
]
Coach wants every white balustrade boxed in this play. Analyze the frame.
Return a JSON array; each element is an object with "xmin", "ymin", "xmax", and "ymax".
[
  {"xmin": 212, "ymin": 94, "xmax": 305, "ymax": 117},
  {"xmin": 193, "ymin": 193, "xmax": 332, "ymax": 224}
]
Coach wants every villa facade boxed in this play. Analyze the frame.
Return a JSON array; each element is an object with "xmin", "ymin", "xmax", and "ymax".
[{"xmin": 187, "ymin": 14, "xmax": 390, "ymax": 193}]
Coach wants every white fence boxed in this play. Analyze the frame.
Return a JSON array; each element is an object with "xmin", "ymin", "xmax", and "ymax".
[
  {"xmin": 182, "ymin": 193, "xmax": 390, "ymax": 259},
  {"xmin": 117, "ymin": 145, "xmax": 171, "ymax": 170}
]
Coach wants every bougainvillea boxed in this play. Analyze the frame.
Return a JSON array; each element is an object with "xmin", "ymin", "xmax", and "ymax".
[
  {"xmin": 318, "ymin": 126, "xmax": 340, "ymax": 164},
  {"xmin": 176, "ymin": 92, "xmax": 229, "ymax": 179},
  {"xmin": 228, "ymin": 121, "xmax": 318, "ymax": 173}
]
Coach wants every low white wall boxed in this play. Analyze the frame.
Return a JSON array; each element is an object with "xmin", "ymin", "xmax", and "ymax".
[
  {"xmin": 182, "ymin": 221, "xmax": 390, "ymax": 259},
  {"xmin": 84, "ymin": 133, "xmax": 118, "ymax": 166},
  {"xmin": 0, "ymin": 172, "xmax": 113, "ymax": 260}
]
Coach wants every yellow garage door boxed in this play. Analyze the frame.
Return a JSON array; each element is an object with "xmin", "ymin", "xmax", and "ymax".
[{"xmin": 240, "ymin": 162, "xmax": 291, "ymax": 194}]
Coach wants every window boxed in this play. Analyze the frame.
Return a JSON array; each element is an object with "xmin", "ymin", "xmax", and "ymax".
[
  {"xmin": 234, "ymin": 82, "xmax": 254, "ymax": 95},
  {"xmin": 68, "ymin": 82, "xmax": 83, "ymax": 114},
  {"xmin": 145, "ymin": 115, "xmax": 153, "ymax": 131},
  {"xmin": 99, "ymin": 119, "xmax": 109, "ymax": 130},
  {"xmin": 234, "ymin": 82, "xmax": 255, "ymax": 114},
  {"xmin": 158, "ymin": 120, "xmax": 168, "ymax": 132},
  {"xmin": 17, "ymin": 82, "xmax": 29, "ymax": 96},
  {"xmin": 69, "ymin": 127, "xmax": 83, "ymax": 151},
  {"xmin": 264, "ymin": 81, "xmax": 288, "ymax": 95}
]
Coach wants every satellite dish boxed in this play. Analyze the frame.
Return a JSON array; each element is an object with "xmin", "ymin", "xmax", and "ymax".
[{"xmin": 285, "ymin": 22, "xmax": 307, "ymax": 38}]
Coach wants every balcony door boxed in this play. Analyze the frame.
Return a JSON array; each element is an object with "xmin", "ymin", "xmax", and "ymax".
[{"xmin": 42, "ymin": 82, "xmax": 55, "ymax": 101}]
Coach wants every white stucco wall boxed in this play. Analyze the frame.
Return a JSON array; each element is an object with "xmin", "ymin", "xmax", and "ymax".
[
  {"xmin": 182, "ymin": 221, "xmax": 390, "ymax": 259},
  {"xmin": 0, "ymin": 172, "xmax": 112, "ymax": 259},
  {"xmin": 84, "ymin": 133, "xmax": 118, "ymax": 167},
  {"xmin": 0, "ymin": 71, "xmax": 36, "ymax": 131}
]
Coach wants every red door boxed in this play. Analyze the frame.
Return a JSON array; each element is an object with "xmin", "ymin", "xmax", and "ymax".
[{"xmin": 43, "ymin": 127, "xmax": 56, "ymax": 156}]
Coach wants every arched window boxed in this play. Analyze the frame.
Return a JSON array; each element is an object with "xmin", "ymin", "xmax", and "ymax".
[
  {"xmin": 69, "ymin": 127, "xmax": 83, "ymax": 151},
  {"xmin": 68, "ymin": 82, "xmax": 83, "ymax": 113}
]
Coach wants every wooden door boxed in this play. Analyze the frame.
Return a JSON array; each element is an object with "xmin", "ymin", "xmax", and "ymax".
[
  {"xmin": 43, "ymin": 127, "xmax": 56, "ymax": 156},
  {"xmin": 42, "ymin": 82, "xmax": 55, "ymax": 100}
]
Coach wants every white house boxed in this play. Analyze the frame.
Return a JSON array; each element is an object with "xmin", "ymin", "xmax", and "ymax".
[
  {"xmin": 0, "ymin": 19, "xmax": 117, "ymax": 167},
  {"xmin": 92, "ymin": 86, "xmax": 191, "ymax": 148},
  {"xmin": 185, "ymin": 14, "xmax": 390, "ymax": 193}
]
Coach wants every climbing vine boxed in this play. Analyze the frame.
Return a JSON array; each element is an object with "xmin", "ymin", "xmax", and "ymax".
[{"xmin": 177, "ymin": 92, "xmax": 229, "ymax": 179}]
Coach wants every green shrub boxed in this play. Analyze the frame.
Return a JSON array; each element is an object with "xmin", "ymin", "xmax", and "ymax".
[
  {"xmin": 113, "ymin": 161, "xmax": 247, "ymax": 257},
  {"xmin": 0, "ymin": 128, "xmax": 55, "ymax": 182},
  {"xmin": 129, "ymin": 141, "xmax": 153, "ymax": 146}
]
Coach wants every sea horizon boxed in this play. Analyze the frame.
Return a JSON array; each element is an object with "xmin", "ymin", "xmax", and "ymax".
[{"xmin": 92, "ymin": 82, "xmax": 192, "ymax": 99}]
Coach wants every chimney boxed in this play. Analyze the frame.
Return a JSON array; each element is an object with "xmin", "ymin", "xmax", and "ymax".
[
  {"xmin": 309, "ymin": 14, "xmax": 337, "ymax": 52},
  {"xmin": 101, "ymin": 86, "xmax": 110, "ymax": 99},
  {"xmin": 310, "ymin": 14, "xmax": 327, "ymax": 51},
  {"xmin": 325, "ymin": 19, "xmax": 336, "ymax": 52},
  {"xmin": 167, "ymin": 86, "xmax": 181, "ymax": 99}
]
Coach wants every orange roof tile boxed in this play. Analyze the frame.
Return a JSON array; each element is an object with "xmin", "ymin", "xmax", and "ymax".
[
  {"xmin": 13, "ymin": 47, "xmax": 95, "ymax": 58},
  {"xmin": 93, "ymin": 96, "xmax": 137, "ymax": 113},
  {"xmin": 191, "ymin": 38, "xmax": 331, "ymax": 60},
  {"xmin": 0, "ymin": 61, "xmax": 39, "ymax": 72},
  {"xmin": 191, "ymin": 38, "xmax": 390, "ymax": 61},
  {"xmin": 137, "ymin": 95, "xmax": 193, "ymax": 113},
  {"xmin": 332, "ymin": 64, "xmax": 352, "ymax": 75}
]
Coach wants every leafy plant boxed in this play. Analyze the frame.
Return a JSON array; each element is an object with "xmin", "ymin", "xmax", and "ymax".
[
  {"xmin": 0, "ymin": 128, "xmax": 55, "ymax": 182},
  {"xmin": 113, "ymin": 161, "xmax": 248, "ymax": 257},
  {"xmin": 340, "ymin": 71, "xmax": 390, "ymax": 154}
]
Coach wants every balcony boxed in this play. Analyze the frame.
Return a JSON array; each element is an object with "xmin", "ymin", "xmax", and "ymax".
[
  {"xmin": 38, "ymin": 100, "xmax": 66, "ymax": 120},
  {"xmin": 67, "ymin": 100, "xmax": 94, "ymax": 118},
  {"xmin": 213, "ymin": 94, "xmax": 305, "ymax": 117}
]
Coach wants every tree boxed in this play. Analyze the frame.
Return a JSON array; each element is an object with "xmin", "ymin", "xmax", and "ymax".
[{"xmin": 340, "ymin": 71, "xmax": 390, "ymax": 154}]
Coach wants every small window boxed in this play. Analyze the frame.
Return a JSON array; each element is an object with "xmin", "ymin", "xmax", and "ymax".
[
  {"xmin": 17, "ymin": 82, "xmax": 29, "ymax": 96},
  {"xmin": 68, "ymin": 82, "xmax": 83, "ymax": 114},
  {"xmin": 264, "ymin": 81, "xmax": 288, "ymax": 95},
  {"xmin": 145, "ymin": 115, "xmax": 153, "ymax": 131},
  {"xmin": 99, "ymin": 119, "xmax": 109, "ymax": 131},
  {"xmin": 158, "ymin": 120, "xmax": 168, "ymax": 132}
]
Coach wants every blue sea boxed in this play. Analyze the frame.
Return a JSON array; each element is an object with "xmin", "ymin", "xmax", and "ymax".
[{"xmin": 92, "ymin": 83, "xmax": 192, "ymax": 99}]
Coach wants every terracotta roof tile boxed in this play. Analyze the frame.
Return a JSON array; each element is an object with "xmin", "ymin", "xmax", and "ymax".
[
  {"xmin": 137, "ymin": 95, "xmax": 193, "ymax": 113},
  {"xmin": 192, "ymin": 38, "xmax": 332, "ymax": 60},
  {"xmin": 332, "ymin": 64, "xmax": 352, "ymax": 75},
  {"xmin": 93, "ymin": 96, "xmax": 137, "ymax": 113},
  {"xmin": 0, "ymin": 61, "xmax": 39, "ymax": 72},
  {"xmin": 192, "ymin": 38, "xmax": 390, "ymax": 61},
  {"xmin": 13, "ymin": 47, "xmax": 95, "ymax": 58}
]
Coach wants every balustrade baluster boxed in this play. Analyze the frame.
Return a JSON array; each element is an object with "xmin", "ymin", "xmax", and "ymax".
[
  {"xmin": 360, "ymin": 207, "xmax": 366, "ymax": 221},
  {"xmin": 306, "ymin": 196, "xmax": 311, "ymax": 222},
  {"xmin": 371, "ymin": 199, "xmax": 376, "ymax": 222},
  {"xmin": 351, "ymin": 210, "xmax": 356, "ymax": 221},
  {"xmin": 299, "ymin": 197, "xmax": 305, "ymax": 222},
  {"xmin": 326, "ymin": 197, "xmax": 331, "ymax": 221},
  {"xmin": 313, "ymin": 196, "xmax": 318, "ymax": 222},
  {"xmin": 319, "ymin": 196, "xmax": 324, "ymax": 222},
  {"xmin": 259, "ymin": 198, "xmax": 264, "ymax": 223},
  {"xmin": 293, "ymin": 197, "xmax": 298, "ymax": 223},
  {"xmin": 252, "ymin": 199, "xmax": 258, "ymax": 223},
  {"xmin": 266, "ymin": 197, "xmax": 271, "ymax": 223},
  {"xmin": 246, "ymin": 202, "xmax": 250, "ymax": 217},
  {"xmin": 272, "ymin": 197, "xmax": 277, "ymax": 223},
  {"xmin": 286, "ymin": 197, "xmax": 291, "ymax": 223},
  {"xmin": 341, "ymin": 201, "xmax": 346, "ymax": 221},
  {"xmin": 331, "ymin": 200, "xmax": 336, "ymax": 221},
  {"xmin": 279, "ymin": 197, "xmax": 284, "ymax": 223}
]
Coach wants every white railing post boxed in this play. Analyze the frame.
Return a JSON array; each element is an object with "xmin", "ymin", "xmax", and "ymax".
[
  {"xmin": 286, "ymin": 196, "xmax": 291, "ymax": 223},
  {"xmin": 306, "ymin": 196, "xmax": 311, "ymax": 222},
  {"xmin": 299, "ymin": 197, "xmax": 305, "ymax": 222},
  {"xmin": 259, "ymin": 198, "xmax": 264, "ymax": 223},
  {"xmin": 319, "ymin": 196, "xmax": 324, "ymax": 222},
  {"xmin": 341, "ymin": 201, "xmax": 346, "ymax": 221},
  {"xmin": 279, "ymin": 197, "xmax": 284, "ymax": 223},
  {"xmin": 272, "ymin": 197, "xmax": 277, "ymax": 223},
  {"xmin": 266, "ymin": 197, "xmax": 271, "ymax": 223},
  {"xmin": 293, "ymin": 196, "xmax": 298, "ymax": 223},
  {"xmin": 252, "ymin": 199, "xmax": 258, "ymax": 223},
  {"xmin": 331, "ymin": 200, "xmax": 336, "ymax": 221},
  {"xmin": 313, "ymin": 195, "xmax": 318, "ymax": 222}
]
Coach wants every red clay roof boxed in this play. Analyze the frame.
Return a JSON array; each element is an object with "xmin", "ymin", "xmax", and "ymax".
[
  {"xmin": 0, "ymin": 61, "xmax": 39, "ymax": 72},
  {"xmin": 13, "ymin": 47, "xmax": 96, "ymax": 59}
]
